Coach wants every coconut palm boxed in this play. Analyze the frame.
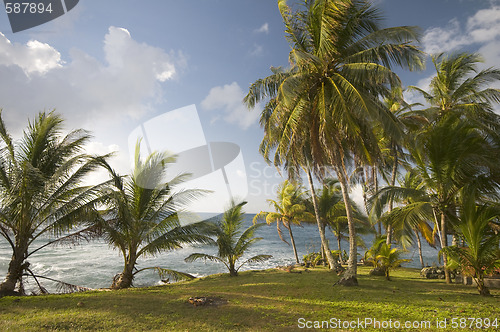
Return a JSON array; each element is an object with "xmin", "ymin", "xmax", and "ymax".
[
  {"xmin": 409, "ymin": 53, "xmax": 500, "ymax": 125},
  {"xmin": 0, "ymin": 111, "xmax": 109, "ymax": 295},
  {"xmin": 370, "ymin": 169, "xmax": 437, "ymax": 268},
  {"xmin": 254, "ymin": 180, "xmax": 313, "ymax": 264},
  {"xmin": 185, "ymin": 201, "xmax": 272, "ymax": 276},
  {"xmin": 375, "ymin": 243, "xmax": 411, "ymax": 281},
  {"xmin": 399, "ymin": 52, "xmax": 500, "ymax": 282},
  {"xmin": 245, "ymin": 0, "xmax": 424, "ymax": 285},
  {"xmin": 411, "ymin": 113, "xmax": 500, "ymax": 282},
  {"xmin": 308, "ymin": 179, "xmax": 370, "ymax": 264},
  {"xmin": 97, "ymin": 142, "xmax": 214, "ymax": 289},
  {"xmin": 441, "ymin": 193, "xmax": 500, "ymax": 296},
  {"xmin": 376, "ymin": 86, "xmax": 426, "ymax": 245}
]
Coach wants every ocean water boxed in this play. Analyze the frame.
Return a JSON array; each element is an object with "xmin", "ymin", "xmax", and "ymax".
[{"xmin": 0, "ymin": 214, "xmax": 441, "ymax": 293}]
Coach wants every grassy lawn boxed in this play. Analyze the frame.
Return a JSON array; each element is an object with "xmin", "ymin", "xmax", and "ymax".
[{"xmin": 0, "ymin": 266, "xmax": 498, "ymax": 331}]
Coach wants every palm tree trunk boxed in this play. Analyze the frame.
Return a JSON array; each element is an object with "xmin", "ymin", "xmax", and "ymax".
[
  {"xmin": 371, "ymin": 167, "xmax": 382, "ymax": 235},
  {"xmin": 229, "ymin": 259, "xmax": 238, "ymax": 277},
  {"xmin": 386, "ymin": 146, "xmax": 398, "ymax": 245},
  {"xmin": 333, "ymin": 160, "xmax": 358, "ymax": 286},
  {"xmin": 415, "ymin": 228, "xmax": 425, "ymax": 268},
  {"xmin": 0, "ymin": 244, "xmax": 28, "ymax": 295},
  {"xmin": 337, "ymin": 235, "xmax": 343, "ymax": 263},
  {"xmin": 112, "ymin": 253, "xmax": 137, "ymax": 289},
  {"xmin": 288, "ymin": 224, "xmax": 300, "ymax": 264},
  {"xmin": 439, "ymin": 212, "xmax": 451, "ymax": 283},
  {"xmin": 305, "ymin": 169, "xmax": 341, "ymax": 272}
]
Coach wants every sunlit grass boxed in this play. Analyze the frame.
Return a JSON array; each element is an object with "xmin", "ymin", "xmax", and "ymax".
[{"xmin": 0, "ymin": 267, "xmax": 498, "ymax": 331}]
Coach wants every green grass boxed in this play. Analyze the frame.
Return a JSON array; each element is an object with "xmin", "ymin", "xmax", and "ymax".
[{"xmin": 0, "ymin": 267, "xmax": 498, "ymax": 331}]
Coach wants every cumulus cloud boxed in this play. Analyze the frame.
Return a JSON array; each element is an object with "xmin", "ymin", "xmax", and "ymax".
[
  {"xmin": 0, "ymin": 26, "xmax": 184, "ymax": 132},
  {"xmin": 423, "ymin": 5, "xmax": 500, "ymax": 54},
  {"xmin": 201, "ymin": 82, "xmax": 260, "ymax": 130},
  {"xmin": 254, "ymin": 23, "xmax": 269, "ymax": 34},
  {"xmin": 0, "ymin": 33, "xmax": 63, "ymax": 75}
]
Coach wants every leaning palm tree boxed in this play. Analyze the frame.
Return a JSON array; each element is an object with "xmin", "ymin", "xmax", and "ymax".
[
  {"xmin": 0, "ymin": 111, "xmax": 109, "ymax": 296},
  {"xmin": 254, "ymin": 180, "xmax": 313, "ymax": 264},
  {"xmin": 245, "ymin": 0, "xmax": 424, "ymax": 285},
  {"xmin": 185, "ymin": 201, "xmax": 272, "ymax": 276},
  {"xmin": 97, "ymin": 142, "xmax": 215, "ymax": 289}
]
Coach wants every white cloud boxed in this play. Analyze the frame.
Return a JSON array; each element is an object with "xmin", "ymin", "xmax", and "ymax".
[
  {"xmin": 201, "ymin": 82, "xmax": 260, "ymax": 130},
  {"xmin": 423, "ymin": 5, "xmax": 500, "ymax": 54},
  {"xmin": 254, "ymin": 23, "xmax": 269, "ymax": 34},
  {"xmin": 0, "ymin": 33, "xmax": 63, "ymax": 75},
  {"xmin": 82, "ymin": 141, "xmax": 131, "ymax": 186},
  {"xmin": 422, "ymin": 19, "xmax": 469, "ymax": 54},
  {"xmin": 0, "ymin": 26, "xmax": 184, "ymax": 132}
]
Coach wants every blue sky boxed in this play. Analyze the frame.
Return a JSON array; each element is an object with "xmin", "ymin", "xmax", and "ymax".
[{"xmin": 0, "ymin": 0, "xmax": 499, "ymax": 213}]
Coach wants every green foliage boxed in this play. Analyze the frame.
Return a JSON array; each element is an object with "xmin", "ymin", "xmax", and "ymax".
[
  {"xmin": 365, "ymin": 237, "xmax": 410, "ymax": 280},
  {"xmin": 254, "ymin": 180, "xmax": 313, "ymax": 263},
  {"xmin": 0, "ymin": 111, "xmax": 110, "ymax": 295},
  {"xmin": 303, "ymin": 251, "xmax": 340, "ymax": 267},
  {"xmin": 185, "ymin": 201, "xmax": 272, "ymax": 276},
  {"xmin": 441, "ymin": 194, "xmax": 500, "ymax": 296},
  {"xmin": 245, "ymin": 0, "xmax": 424, "ymax": 284}
]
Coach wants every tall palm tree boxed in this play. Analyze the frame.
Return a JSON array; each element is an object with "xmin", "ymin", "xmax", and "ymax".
[
  {"xmin": 377, "ymin": 85, "xmax": 425, "ymax": 245},
  {"xmin": 97, "ymin": 142, "xmax": 214, "ymax": 289},
  {"xmin": 0, "ymin": 111, "xmax": 108, "ymax": 295},
  {"xmin": 186, "ymin": 201, "xmax": 272, "ymax": 276},
  {"xmin": 407, "ymin": 52, "xmax": 500, "ymax": 282},
  {"xmin": 245, "ymin": 0, "xmax": 424, "ymax": 285},
  {"xmin": 254, "ymin": 180, "xmax": 313, "ymax": 264}
]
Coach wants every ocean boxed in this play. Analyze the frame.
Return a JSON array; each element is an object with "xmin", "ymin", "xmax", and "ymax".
[{"xmin": 0, "ymin": 214, "xmax": 441, "ymax": 293}]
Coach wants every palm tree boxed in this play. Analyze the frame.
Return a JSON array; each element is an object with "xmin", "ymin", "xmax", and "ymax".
[
  {"xmin": 409, "ymin": 53, "xmax": 500, "ymax": 125},
  {"xmin": 441, "ymin": 193, "xmax": 500, "ymax": 296},
  {"xmin": 254, "ymin": 180, "xmax": 313, "ymax": 264},
  {"xmin": 411, "ymin": 114, "xmax": 500, "ymax": 283},
  {"xmin": 309, "ymin": 179, "xmax": 370, "ymax": 264},
  {"xmin": 245, "ymin": 0, "xmax": 424, "ymax": 285},
  {"xmin": 97, "ymin": 142, "xmax": 214, "ymax": 289},
  {"xmin": 377, "ymin": 85, "xmax": 425, "ymax": 245},
  {"xmin": 0, "ymin": 111, "xmax": 108, "ymax": 296},
  {"xmin": 370, "ymin": 169, "xmax": 436, "ymax": 269},
  {"xmin": 185, "ymin": 201, "xmax": 272, "ymax": 276},
  {"xmin": 375, "ymin": 243, "xmax": 411, "ymax": 281}
]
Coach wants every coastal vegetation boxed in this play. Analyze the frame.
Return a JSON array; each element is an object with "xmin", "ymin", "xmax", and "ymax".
[
  {"xmin": 245, "ymin": 0, "xmax": 500, "ymax": 294},
  {"xmin": 253, "ymin": 180, "xmax": 313, "ymax": 264},
  {"xmin": 95, "ymin": 142, "xmax": 215, "ymax": 289},
  {"xmin": 0, "ymin": 0, "xmax": 499, "ymax": 311},
  {"xmin": 185, "ymin": 201, "xmax": 272, "ymax": 277},
  {"xmin": 0, "ymin": 111, "xmax": 110, "ymax": 296}
]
